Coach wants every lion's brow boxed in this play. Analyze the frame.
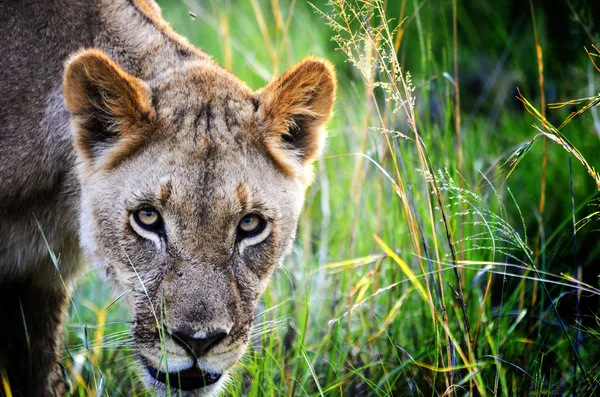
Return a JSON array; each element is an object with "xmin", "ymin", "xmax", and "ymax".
[
  {"xmin": 236, "ymin": 183, "xmax": 250, "ymax": 213},
  {"xmin": 159, "ymin": 180, "xmax": 173, "ymax": 206}
]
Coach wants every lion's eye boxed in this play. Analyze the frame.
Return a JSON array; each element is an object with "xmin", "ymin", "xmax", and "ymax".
[
  {"xmin": 134, "ymin": 208, "xmax": 161, "ymax": 230},
  {"xmin": 238, "ymin": 214, "xmax": 265, "ymax": 237}
]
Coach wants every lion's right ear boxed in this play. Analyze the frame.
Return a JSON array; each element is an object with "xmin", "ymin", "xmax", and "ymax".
[{"xmin": 63, "ymin": 49, "xmax": 155, "ymax": 169}]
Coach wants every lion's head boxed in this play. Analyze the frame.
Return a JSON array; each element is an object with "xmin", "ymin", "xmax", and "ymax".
[{"xmin": 63, "ymin": 49, "xmax": 335, "ymax": 395}]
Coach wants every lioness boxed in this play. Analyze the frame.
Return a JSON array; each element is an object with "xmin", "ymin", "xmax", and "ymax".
[{"xmin": 0, "ymin": 1, "xmax": 335, "ymax": 395}]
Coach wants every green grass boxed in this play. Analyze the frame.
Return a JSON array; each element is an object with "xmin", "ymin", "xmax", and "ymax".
[{"xmin": 59, "ymin": 0, "xmax": 600, "ymax": 395}]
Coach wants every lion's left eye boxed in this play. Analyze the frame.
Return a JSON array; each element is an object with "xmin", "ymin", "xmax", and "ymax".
[
  {"xmin": 134, "ymin": 208, "xmax": 162, "ymax": 230},
  {"xmin": 238, "ymin": 214, "xmax": 266, "ymax": 237}
]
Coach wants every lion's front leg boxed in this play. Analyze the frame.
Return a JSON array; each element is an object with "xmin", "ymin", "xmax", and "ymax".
[{"xmin": 0, "ymin": 278, "xmax": 68, "ymax": 397}]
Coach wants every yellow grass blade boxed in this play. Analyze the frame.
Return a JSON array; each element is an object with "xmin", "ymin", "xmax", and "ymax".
[
  {"xmin": 368, "ymin": 287, "xmax": 413, "ymax": 341},
  {"xmin": 373, "ymin": 235, "xmax": 428, "ymax": 300},
  {"xmin": 1, "ymin": 373, "xmax": 13, "ymax": 397}
]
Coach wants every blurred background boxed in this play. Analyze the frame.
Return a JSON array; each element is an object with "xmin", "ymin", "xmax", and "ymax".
[{"xmin": 62, "ymin": 0, "xmax": 600, "ymax": 395}]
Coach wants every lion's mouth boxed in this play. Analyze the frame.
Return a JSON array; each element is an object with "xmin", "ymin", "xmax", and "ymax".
[{"xmin": 144, "ymin": 361, "xmax": 221, "ymax": 391}]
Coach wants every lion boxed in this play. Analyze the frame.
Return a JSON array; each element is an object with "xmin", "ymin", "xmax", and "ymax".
[{"xmin": 0, "ymin": 0, "xmax": 335, "ymax": 396}]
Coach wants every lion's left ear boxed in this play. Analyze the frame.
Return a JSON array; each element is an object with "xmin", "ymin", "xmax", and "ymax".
[{"xmin": 256, "ymin": 57, "xmax": 336, "ymax": 182}]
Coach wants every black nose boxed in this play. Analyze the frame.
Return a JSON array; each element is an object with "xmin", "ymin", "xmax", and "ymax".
[{"xmin": 171, "ymin": 329, "xmax": 228, "ymax": 358}]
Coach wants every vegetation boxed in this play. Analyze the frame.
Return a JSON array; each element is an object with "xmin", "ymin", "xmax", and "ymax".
[{"xmin": 58, "ymin": 0, "xmax": 600, "ymax": 395}]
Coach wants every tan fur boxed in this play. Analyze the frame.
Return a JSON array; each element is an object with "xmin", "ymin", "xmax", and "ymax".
[
  {"xmin": 64, "ymin": 49, "xmax": 156, "ymax": 169},
  {"xmin": 0, "ymin": 0, "xmax": 335, "ymax": 396},
  {"xmin": 258, "ymin": 57, "xmax": 337, "ymax": 182}
]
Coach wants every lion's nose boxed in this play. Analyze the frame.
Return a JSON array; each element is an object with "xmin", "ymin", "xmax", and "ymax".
[{"xmin": 171, "ymin": 329, "xmax": 228, "ymax": 358}]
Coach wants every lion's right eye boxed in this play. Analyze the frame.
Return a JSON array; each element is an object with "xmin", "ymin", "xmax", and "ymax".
[
  {"xmin": 238, "ymin": 214, "xmax": 266, "ymax": 238},
  {"xmin": 133, "ymin": 207, "xmax": 163, "ymax": 231},
  {"xmin": 130, "ymin": 207, "xmax": 165, "ymax": 249}
]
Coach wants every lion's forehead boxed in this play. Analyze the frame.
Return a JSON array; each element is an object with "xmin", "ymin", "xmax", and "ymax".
[
  {"xmin": 155, "ymin": 96, "xmax": 259, "ymax": 143},
  {"xmin": 150, "ymin": 63, "xmax": 259, "ymax": 144}
]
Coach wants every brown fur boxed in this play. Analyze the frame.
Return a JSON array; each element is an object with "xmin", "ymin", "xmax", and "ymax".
[
  {"xmin": 258, "ymin": 57, "xmax": 337, "ymax": 182},
  {"xmin": 64, "ymin": 49, "xmax": 156, "ymax": 169},
  {"xmin": 0, "ymin": 280, "xmax": 68, "ymax": 397},
  {"xmin": 0, "ymin": 0, "xmax": 335, "ymax": 396}
]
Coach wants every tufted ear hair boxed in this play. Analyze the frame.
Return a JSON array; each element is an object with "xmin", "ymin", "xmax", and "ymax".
[
  {"xmin": 63, "ymin": 49, "xmax": 155, "ymax": 170},
  {"xmin": 256, "ymin": 57, "xmax": 336, "ymax": 183}
]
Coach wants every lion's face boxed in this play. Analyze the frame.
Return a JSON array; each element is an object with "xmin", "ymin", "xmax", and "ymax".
[
  {"xmin": 80, "ymin": 138, "xmax": 304, "ymax": 395},
  {"xmin": 63, "ymin": 50, "xmax": 335, "ymax": 395}
]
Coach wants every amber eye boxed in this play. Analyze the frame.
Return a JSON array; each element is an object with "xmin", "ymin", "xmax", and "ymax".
[
  {"xmin": 238, "ymin": 214, "xmax": 266, "ymax": 237},
  {"xmin": 134, "ymin": 208, "xmax": 162, "ymax": 230}
]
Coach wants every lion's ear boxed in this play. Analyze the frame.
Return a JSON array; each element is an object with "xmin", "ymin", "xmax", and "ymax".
[
  {"xmin": 63, "ymin": 49, "xmax": 155, "ymax": 169},
  {"xmin": 256, "ymin": 57, "xmax": 336, "ymax": 182}
]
